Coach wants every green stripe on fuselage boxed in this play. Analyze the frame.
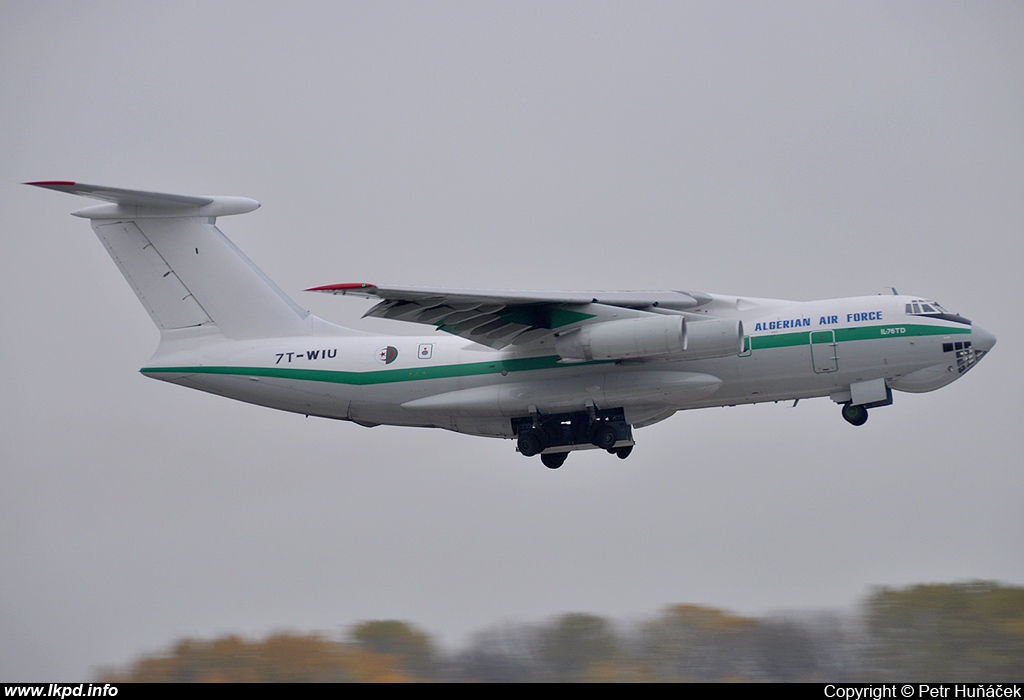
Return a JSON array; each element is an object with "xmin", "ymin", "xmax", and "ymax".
[
  {"xmin": 142, "ymin": 323, "xmax": 968, "ymax": 385},
  {"xmin": 750, "ymin": 322, "xmax": 968, "ymax": 351},
  {"xmin": 141, "ymin": 354, "xmax": 609, "ymax": 386}
]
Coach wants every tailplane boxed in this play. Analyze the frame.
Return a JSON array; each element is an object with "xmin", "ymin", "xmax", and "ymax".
[{"xmin": 30, "ymin": 181, "xmax": 314, "ymax": 340}]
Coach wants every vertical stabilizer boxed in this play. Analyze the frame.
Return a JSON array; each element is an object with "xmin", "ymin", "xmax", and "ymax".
[{"xmin": 29, "ymin": 181, "xmax": 312, "ymax": 339}]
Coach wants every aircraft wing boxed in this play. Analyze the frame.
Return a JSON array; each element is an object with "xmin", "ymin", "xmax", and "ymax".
[{"xmin": 306, "ymin": 282, "xmax": 712, "ymax": 348}]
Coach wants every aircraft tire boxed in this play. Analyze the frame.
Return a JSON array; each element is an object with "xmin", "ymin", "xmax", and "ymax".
[
  {"xmin": 517, "ymin": 429, "xmax": 546, "ymax": 457},
  {"xmin": 541, "ymin": 452, "xmax": 567, "ymax": 469},
  {"xmin": 615, "ymin": 446, "xmax": 633, "ymax": 460},
  {"xmin": 841, "ymin": 403, "xmax": 869, "ymax": 426},
  {"xmin": 593, "ymin": 424, "xmax": 618, "ymax": 450}
]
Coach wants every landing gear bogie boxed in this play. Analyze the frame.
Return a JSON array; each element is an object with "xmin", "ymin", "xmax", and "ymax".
[{"xmin": 512, "ymin": 407, "xmax": 635, "ymax": 467}]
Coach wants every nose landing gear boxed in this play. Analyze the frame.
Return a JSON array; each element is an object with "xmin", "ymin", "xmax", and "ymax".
[{"xmin": 841, "ymin": 403, "xmax": 869, "ymax": 426}]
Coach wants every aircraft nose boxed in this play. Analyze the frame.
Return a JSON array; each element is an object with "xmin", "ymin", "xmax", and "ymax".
[{"xmin": 972, "ymin": 324, "xmax": 996, "ymax": 353}]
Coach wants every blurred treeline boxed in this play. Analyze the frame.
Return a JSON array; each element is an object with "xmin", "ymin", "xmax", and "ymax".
[{"xmin": 99, "ymin": 581, "xmax": 1024, "ymax": 682}]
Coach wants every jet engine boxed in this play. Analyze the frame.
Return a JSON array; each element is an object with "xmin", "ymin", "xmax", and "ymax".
[{"xmin": 554, "ymin": 316, "xmax": 743, "ymax": 362}]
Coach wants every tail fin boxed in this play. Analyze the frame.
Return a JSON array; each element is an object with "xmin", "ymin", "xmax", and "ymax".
[{"xmin": 29, "ymin": 181, "xmax": 311, "ymax": 339}]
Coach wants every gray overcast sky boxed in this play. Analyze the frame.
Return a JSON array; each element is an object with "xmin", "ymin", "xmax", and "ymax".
[{"xmin": 2, "ymin": 1, "xmax": 1022, "ymax": 680}]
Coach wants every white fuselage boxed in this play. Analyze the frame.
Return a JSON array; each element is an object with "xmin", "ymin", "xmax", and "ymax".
[{"xmin": 142, "ymin": 293, "xmax": 991, "ymax": 439}]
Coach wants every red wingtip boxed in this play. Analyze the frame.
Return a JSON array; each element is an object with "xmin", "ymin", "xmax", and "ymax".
[
  {"xmin": 26, "ymin": 180, "xmax": 77, "ymax": 186},
  {"xmin": 304, "ymin": 282, "xmax": 376, "ymax": 292}
]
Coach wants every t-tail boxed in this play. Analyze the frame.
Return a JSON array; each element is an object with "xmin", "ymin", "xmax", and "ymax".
[{"xmin": 28, "ymin": 181, "xmax": 351, "ymax": 344}]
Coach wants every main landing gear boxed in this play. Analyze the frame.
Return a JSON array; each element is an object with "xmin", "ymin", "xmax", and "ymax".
[
  {"xmin": 513, "ymin": 408, "xmax": 635, "ymax": 469},
  {"xmin": 540, "ymin": 452, "xmax": 567, "ymax": 469}
]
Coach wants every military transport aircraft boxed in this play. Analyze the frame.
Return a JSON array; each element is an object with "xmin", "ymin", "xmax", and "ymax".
[{"xmin": 30, "ymin": 181, "xmax": 996, "ymax": 469}]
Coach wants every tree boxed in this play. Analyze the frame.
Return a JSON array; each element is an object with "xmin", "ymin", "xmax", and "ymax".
[
  {"xmin": 349, "ymin": 620, "xmax": 438, "ymax": 678},
  {"xmin": 637, "ymin": 604, "xmax": 761, "ymax": 681},
  {"xmin": 536, "ymin": 613, "xmax": 620, "ymax": 681},
  {"xmin": 862, "ymin": 581, "xmax": 1024, "ymax": 681}
]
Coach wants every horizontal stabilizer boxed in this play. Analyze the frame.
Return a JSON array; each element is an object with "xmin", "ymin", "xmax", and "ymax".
[{"xmin": 26, "ymin": 181, "xmax": 259, "ymax": 219}]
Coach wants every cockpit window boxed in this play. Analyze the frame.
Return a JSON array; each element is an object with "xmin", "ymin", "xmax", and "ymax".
[
  {"xmin": 905, "ymin": 299, "xmax": 970, "ymax": 325},
  {"xmin": 907, "ymin": 300, "xmax": 947, "ymax": 316}
]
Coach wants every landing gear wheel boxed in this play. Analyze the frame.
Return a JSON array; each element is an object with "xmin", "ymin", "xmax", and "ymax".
[
  {"xmin": 592, "ymin": 424, "xmax": 618, "ymax": 450},
  {"xmin": 842, "ymin": 403, "xmax": 868, "ymax": 426},
  {"xmin": 615, "ymin": 446, "xmax": 633, "ymax": 460},
  {"xmin": 517, "ymin": 429, "xmax": 546, "ymax": 457},
  {"xmin": 541, "ymin": 452, "xmax": 568, "ymax": 469}
]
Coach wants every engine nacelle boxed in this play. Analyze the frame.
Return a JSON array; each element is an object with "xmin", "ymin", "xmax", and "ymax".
[
  {"xmin": 683, "ymin": 317, "xmax": 745, "ymax": 360},
  {"xmin": 555, "ymin": 316, "xmax": 743, "ymax": 362}
]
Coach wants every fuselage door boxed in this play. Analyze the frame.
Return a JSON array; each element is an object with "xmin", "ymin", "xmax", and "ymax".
[{"xmin": 810, "ymin": 330, "xmax": 838, "ymax": 373}]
